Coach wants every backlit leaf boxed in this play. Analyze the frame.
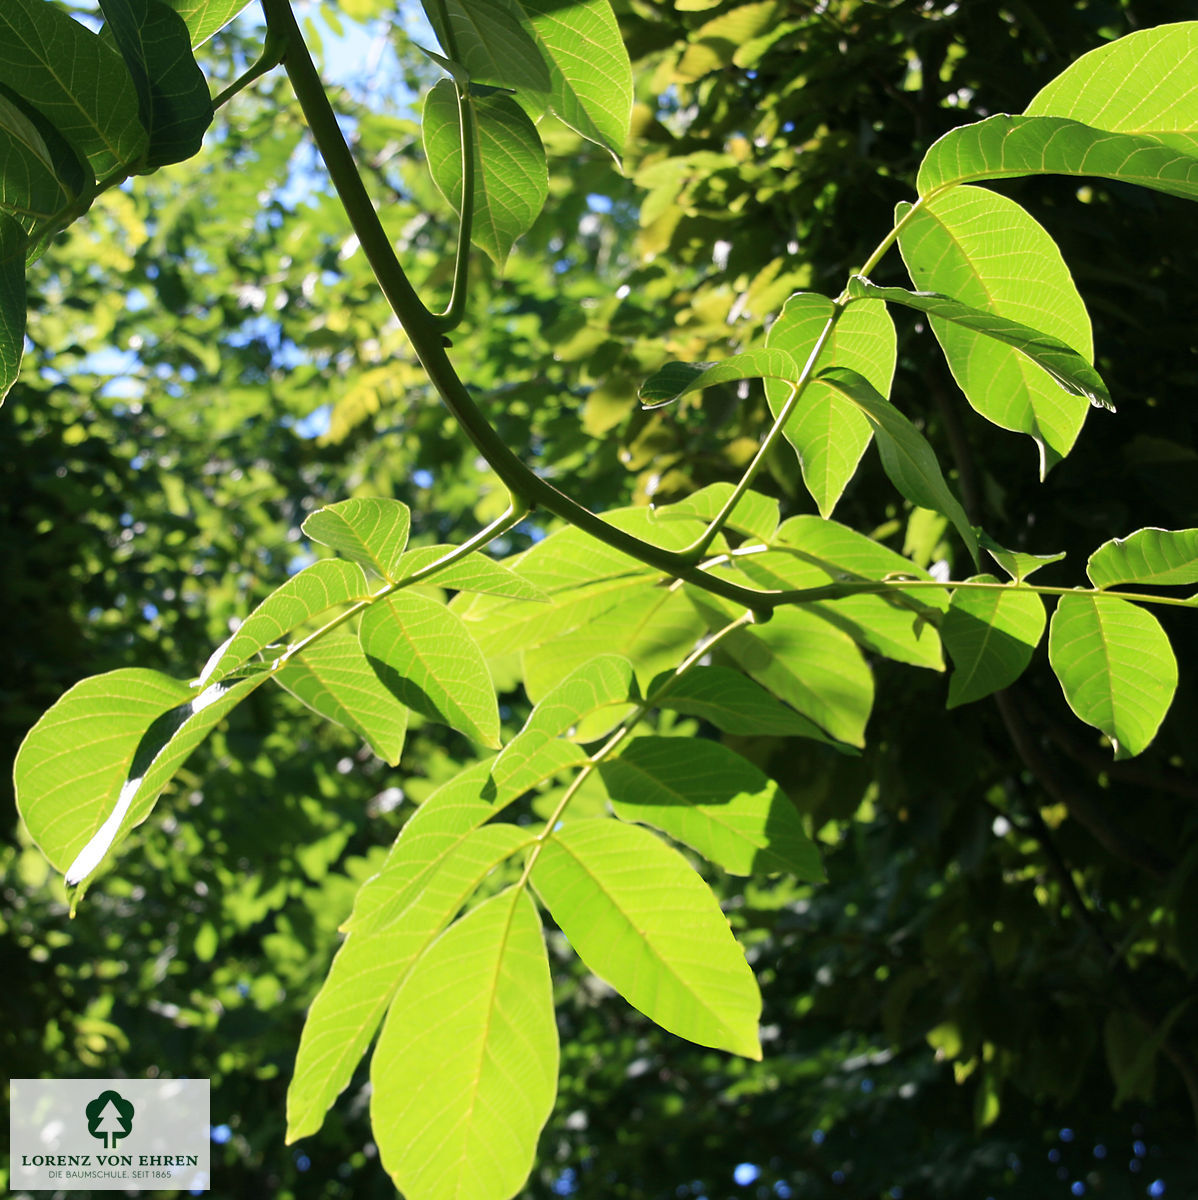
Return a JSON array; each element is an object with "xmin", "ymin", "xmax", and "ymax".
[
  {"xmin": 893, "ymin": 186, "xmax": 1101, "ymax": 473},
  {"xmin": 638, "ymin": 349, "xmax": 798, "ymax": 408},
  {"xmin": 15, "ymin": 669, "xmax": 262, "ymax": 883},
  {"xmin": 763, "ymin": 292, "xmax": 896, "ymax": 516},
  {"xmin": 274, "ymin": 624, "xmax": 408, "ymax": 765},
  {"xmin": 394, "ymin": 545, "xmax": 550, "ymax": 601},
  {"xmin": 654, "ymin": 666, "xmax": 838, "ymax": 744},
  {"xmin": 360, "ymin": 590, "xmax": 501, "ymax": 748},
  {"xmin": 943, "ymin": 576, "xmax": 1046, "ymax": 707},
  {"xmin": 978, "ymin": 531, "xmax": 1066, "ymax": 583},
  {"xmin": 725, "ymin": 608, "xmax": 874, "ymax": 747},
  {"xmin": 372, "ymin": 888, "xmax": 558, "ymax": 1200},
  {"xmin": 849, "ymin": 271, "xmax": 1110, "ymax": 417},
  {"xmin": 198, "ymin": 558, "xmax": 370, "ymax": 686},
  {"xmin": 423, "ymin": 79, "xmax": 548, "ymax": 265},
  {"xmin": 0, "ymin": 85, "xmax": 88, "ymax": 226},
  {"xmin": 302, "ymin": 497, "xmax": 411, "ymax": 581},
  {"xmin": 532, "ymin": 818, "xmax": 762, "ymax": 1058},
  {"xmin": 600, "ymin": 737, "xmax": 824, "ymax": 878},
  {"xmin": 818, "ymin": 366, "xmax": 979, "ymax": 565},
  {"xmin": 917, "ymin": 114, "xmax": 1198, "ymax": 204},
  {"xmin": 653, "ymin": 483, "xmax": 780, "ymax": 544},
  {"xmin": 163, "ymin": 0, "xmax": 253, "ymax": 47},
  {"xmin": 1048, "ymin": 594, "xmax": 1177, "ymax": 759},
  {"xmin": 1025, "ymin": 22, "xmax": 1198, "ymax": 156},
  {"xmin": 1086, "ymin": 527, "xmax": 1198, "ymax": 589}
]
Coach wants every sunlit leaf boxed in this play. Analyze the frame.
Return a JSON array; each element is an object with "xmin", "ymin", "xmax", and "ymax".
[
  {"xmin": 917, "ymin": 114, "xmax": 1198, "ymax": 204},
  {"xmin": 360, "ymin": 590, "xmax": 501, "ymax": 748},
  {"xmin": 600, "ymin": 737, "xmax": 824, "ymax": 879},
  {"xmin": 198, "ymin": 559, "xmax": 370, "ymax": 686},
  {"xmin": 818, "ymin": 366, "xmax": 979, "ymax": 565},
  {"xmin": 1048, "ymin": 594, "xmax": 1178, "ymax": 759},
  {"xmin": 1025, "ymin": 22, "xmax": 1198, "ymax": 156},
  {"xmin": 1086, "ymin": 527, "xmax": 1198, "ymax": 589},
  {"xmin": 423, "ymin": 79, "xmax": 548, "ymax": 265},
  {"xmin": 763, "ymin": 292, "xmax": 896, "ymax": 516},
  {"xmin": 302, "ymin": 497, "xmax": 411, "ymax": 581},
  {"xmin": 532, "ymin": 818, "xmax": 762, "ymax": 1058},
  {"xmin": 943, "ymin": 576, "xmax": 1046, "ymax": 707},
  {"xmin": 14, "ymin": 669, "xmax": 262, "ymax": 883},
  {"xmin": 638, "ymin": 349, "xmax": 798, "ymax": 408},
  {"xmin": 274, "ymin": 624, "xmax": 408, "ymax": 765},
  {"xmin": 725, "ymin": 608, "xmax": 874, "ymax": 747},
  {"xmin": 372, "ymin": 887, "xmax": 558, "ymax": 1200}
]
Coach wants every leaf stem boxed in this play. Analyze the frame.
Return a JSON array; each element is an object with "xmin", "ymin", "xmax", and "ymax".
[
  {"xmin": 212, "ymin": 28, "xmax": 286, "ymax": 110},
  {"xmin": 435, "ymin": 81, "xmax": 475, "ymax": 333}
]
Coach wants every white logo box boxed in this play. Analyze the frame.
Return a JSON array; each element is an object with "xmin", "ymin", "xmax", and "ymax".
[{"xmin": 10, "ymin": 1079, "xmax": 210, "ymax": 1192}]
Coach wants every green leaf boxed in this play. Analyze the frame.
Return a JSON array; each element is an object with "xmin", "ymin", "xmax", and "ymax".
[
  {"xmin": 371, "ymin": 887, "xmax": 558, "ymax": 1200},
  {"xmin": 522, "ymin": 584, "xmax": 705, "ymax": 709},
  {"xmin": 422, "ymin": 0, "xmax": 551, "ymax": 94},
  {"xmin": 763, "ymin": 292, "xmax": 896, "ymax": 516},
  {"xmin": 14, "ymin": 669, "xmax": 262, "ymax": 884},
  {"xmin": 848, "ymin": 272, "xmax": 1110, "ymax": 416},
  {"xmin": 423, "ymin": 0, "xmax": 632, "ymax": 155},
  {"xmin": 1025, "ymin": 22, "xmax": 1198, "ymax": 157},
  {"xmin": 521, "ymin": 653, "xmax": 636, "ymax": 739},
  {"xmin": 302, "ymin": 497, "xmax": 411, "ymax": 581},
  {"xmin": 0, "ymin": 212, "xmax": 25, "ymax": 403},
  {"xmin": 0, "ymin": 84, "xmax": 89, "ymax": 226},
  {"xmin": 600, "ymin": 737, "xmax": 824, "ymax": 879},
  {"xmin": 638, "ymin": 349, "xmax": 798, "ymax": 409},
  {"xmin": 288, "ymin": 763, "xmax": 527, "ymax": 1140},
  {"xmin": 1086, "ymin": 527, "xmax": 1198, "ymax": 589},
  {"xmin": 508, "ymin": 0, "xmax": 632, "ymax": 156},
  {"xmin": 394, "ymin": 544, "xmax": 550, "ymax": 601},
  {"xmin": 943, "ymin": 576, "xmax": 1046, "ymax": 707},
  {"xmin": 652, "ymin": 483, "xmax": 779, "ymax": 544},
  {"xmin": 726, "ymin": 608, "xmax": 874, "ymax": 747},
  {"xmin": 532, "ymin": 818, "xmax": 762, "ymax": 1058},
  {"xmin": 162, "ymin": 0, "xmax": 252, "ymax": 47},
  {"xmin": 654, "ymin": 666, "xmax": 840, "ymax": 744},
  {"xmin": 818, "ymin": 366, "xmax": 979, "ymax": 565},
  {"xmin": 0, "ymin": 0, "xmax": 149, "ymax": 176},
  {"xmin": 274, "ymin": 624, "xmax": 408, "ymax": 765},
  {"xmin": 978, "ymin": 531, "xmax": 1066, "ymax": 583},
  {"xmin": 360, "ymin": 590, "xmax": 501, "ymax": 748},
  {"xmin": 916, "ymin": 114, "xmax": 1198, "ymax": 204},
  {"xmin": 345, "ymin": 759, "xmax": 495, "ymax": 934},
  {"xmin": 98, "ymin": 0, "xmax": 214, "ymax": 169},
  {"xmin": 423, "ymin": 79, "xmax": 548, "ymax": 266},
  {"xmin": 1048, "ymin": 594, "xmax": 1178, "ymax": 759},
  {"xmin": 198, "ymin": 558, "xmax": 370, "ymax": 686},
  {"xmin": 894, "ymin": 188, "xmax": 1101, "ymax": 474}
]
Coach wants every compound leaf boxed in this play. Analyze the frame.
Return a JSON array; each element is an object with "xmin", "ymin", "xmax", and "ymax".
[
  {"xmin": 302, "ymin": 497, "xmax": 411, "ymax": 581},
  {"xmin": 1087, "ymin": 527, "xmax": 1198, "ymax": 589}
]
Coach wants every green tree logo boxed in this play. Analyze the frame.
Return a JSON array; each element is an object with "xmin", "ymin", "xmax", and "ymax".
[{"xmin": 85, "ymin": 1090, "xmax": 135, "ymax": 1150}]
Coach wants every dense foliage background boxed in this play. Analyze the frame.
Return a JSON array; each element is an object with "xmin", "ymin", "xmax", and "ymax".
[{"xmin": 4, "ymin": 0, "xmax": 1197, "ymax": 1197}]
